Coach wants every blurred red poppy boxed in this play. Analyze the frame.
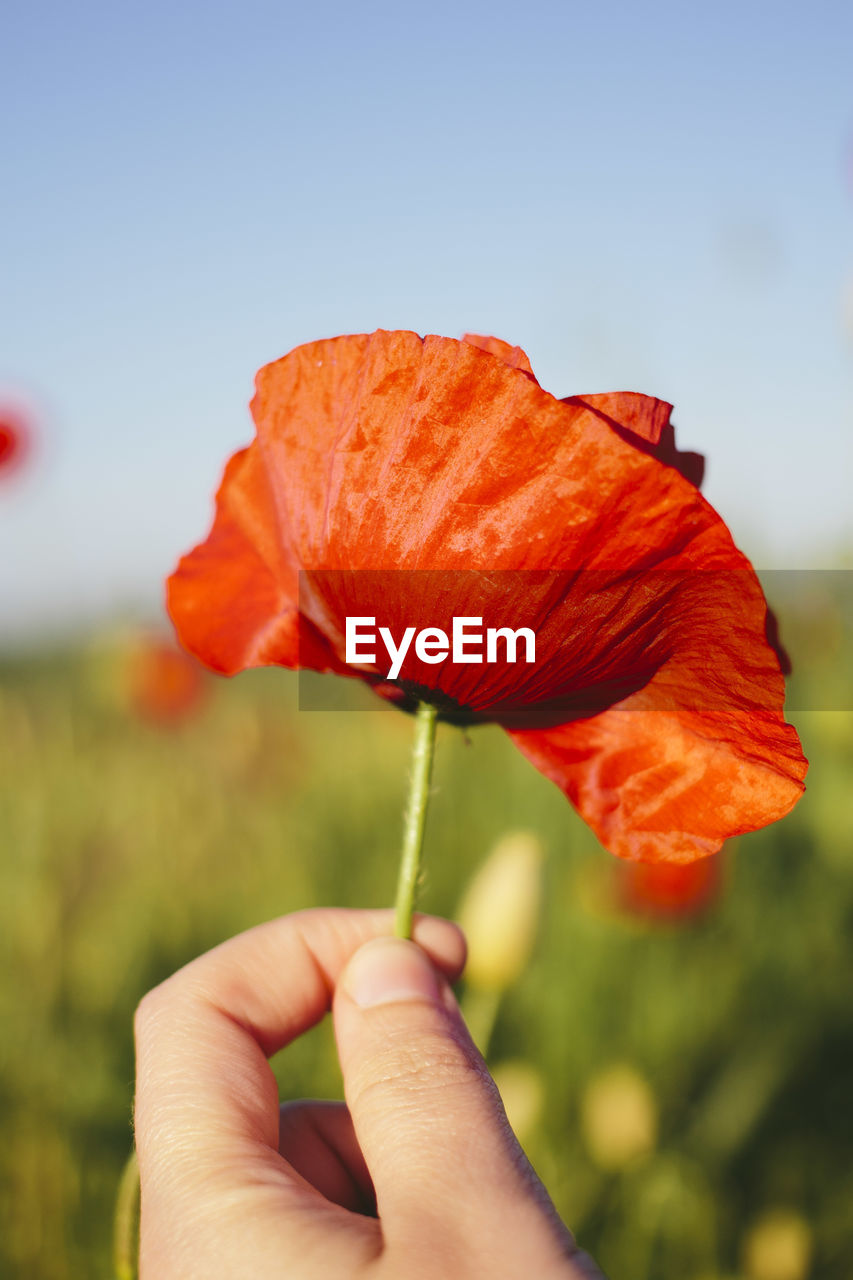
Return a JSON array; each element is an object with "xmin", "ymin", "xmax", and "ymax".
[
  {"xmin": 128, "ymin": 637, "xmax": 207, "ymax": 725},
  {"xmin": 617, "ymin": 852, "xmax": 722, "ymax": 918},
  {"xmin": 167, "ymin": 330, "xmax": 806, "ymax": 862},
  {"xmin": 0, "ymin": 410, "xmax": 30, "ymax": 477}
]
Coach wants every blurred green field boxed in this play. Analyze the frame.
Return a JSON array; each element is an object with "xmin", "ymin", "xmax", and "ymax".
[{"xmin": 1, "ymin": 610, "xmax": 851, "ymax": 1280}]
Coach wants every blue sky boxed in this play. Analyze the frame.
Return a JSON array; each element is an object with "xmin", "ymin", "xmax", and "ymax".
[{"xmin": 2, "ymin": 0, "xmax": 851, "ymax": 640}]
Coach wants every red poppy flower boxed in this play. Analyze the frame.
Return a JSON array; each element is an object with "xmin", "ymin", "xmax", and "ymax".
[
  {"xmin": 616, "ymin": 851, "xmax": 723, "ymax": 918},
  {"xmin": 167, "ymin": 330, "xmax": 806, "ymax": 862},
  {"xmin": 0, "ymin": 410, "xmax": 30, "ymax": 477},
  {"xmin": 128, "ymin": 636, "xmax": 208, "ymax": 725}
]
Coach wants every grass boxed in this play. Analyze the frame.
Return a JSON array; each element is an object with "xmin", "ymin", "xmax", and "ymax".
[{"xmin": 0, "ymin": 615, "xmax": 851, "ymax": 1279}]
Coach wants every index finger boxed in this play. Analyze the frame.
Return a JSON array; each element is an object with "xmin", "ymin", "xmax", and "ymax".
[{"xmin": 134, "ymin": 908, "xmax": 465, "ymax": 1198}]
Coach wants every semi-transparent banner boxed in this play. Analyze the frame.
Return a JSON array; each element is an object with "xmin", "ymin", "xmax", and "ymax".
[{"xmin": 295, "ymin": 569, "xmax": 852, "ymax": 715}]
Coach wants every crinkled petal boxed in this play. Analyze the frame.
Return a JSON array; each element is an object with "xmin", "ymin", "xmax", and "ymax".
[
  {"xmin": 462, "ymin": 333, "xmax": 536, "ymax": 378},
  {"xmin": 167, "ymin": 329, "xmax": 806, "ymax": 862},
  {"xmin": 247, "ymin": 331, "xmax": 722, "ymax": 581},
  {"xmin": 167, "ymin": 444, "xmax": 342, "ymax": 675},
  {"xmin": 462, "ymin": 334, "xmax": 703, "ymax": 486},
  {"xmin": 568, "ymin": 392, "xmax": 673, "ymax": 446},
  {"xmin": 170, "ymin": 334, "xmax": 789, "ymax": 710},
  {"xmin": 509, "ymin": 699, "xmax": 806, "ymax": 863},
  {"xmin": 505, "ymin": 557, "xmax": 808, "ymax": 861},
  {"xmin": 571, "ymin": 396, "xmax": 705, "ymax": 489}
]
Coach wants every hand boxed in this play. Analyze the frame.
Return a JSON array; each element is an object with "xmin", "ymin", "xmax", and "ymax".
[{"xmin": 134, "ymin": 908, "xmax": 601, "ymax": 1278}]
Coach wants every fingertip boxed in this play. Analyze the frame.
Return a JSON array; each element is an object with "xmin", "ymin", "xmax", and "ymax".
[
  {"xmin": 410, "ymin": 913, "xmax": 467, "ymax": 981},
  {"xmin": 339, "ymin": 937, "xmax": 442, "ymax": 1009}
]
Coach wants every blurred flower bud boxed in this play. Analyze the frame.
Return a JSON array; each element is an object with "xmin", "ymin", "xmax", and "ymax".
[
  {"xmin": 491, "ymin": 1059, "xmax": 545, "ymax": 1146},
  {"xmin": 0, "ymin": 406, "xmax": 32, "ymax": 478},
  {"xmin": 457, "ymin": 831, "xmax": 544, "ymax": 992},
  {"xmin": 127, "ymin": 634, "xmax": 208, "ymax": 725},
  {"xmin": 581, "ymin": 1063, "xmax": 657, "ymax": 1170},
  {"xmin": 742, "ymin": 1209, "xmax": 813, "ymax": 1280},
  {"xmin": 616, "ymin": 853, "xmax": 723, "ymax": 920}
]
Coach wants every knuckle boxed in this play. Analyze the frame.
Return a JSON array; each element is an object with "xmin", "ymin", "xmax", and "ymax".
[
  {"xmin": 353, "ymin": 1021, "xmax": 489, "ymax": 1112},
  {"xmin": 133, "ymin": 977, "xmax": 177, "ymax": 1042},
  {"xmin": 133, "ymin": 987, "xmax": 159, "ymax": 1040}
]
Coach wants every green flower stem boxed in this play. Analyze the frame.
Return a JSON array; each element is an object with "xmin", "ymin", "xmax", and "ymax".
[
  {"xmin": 113, "ymin": 1147, "xmax": 140, "ymax": 1280},
  {"xmin": 394, "ymin": 701, "xmax": 438, "ymax": 939}
]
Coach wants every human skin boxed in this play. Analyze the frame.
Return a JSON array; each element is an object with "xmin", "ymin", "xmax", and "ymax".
[{"xmin": 134, "ymin": 908, "xmax": 601, "ymax": 1279}]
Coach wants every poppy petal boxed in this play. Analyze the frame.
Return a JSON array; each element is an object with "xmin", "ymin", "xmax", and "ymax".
[
  {"xmin": 568, "ymin": 391, "xmax": 673, "ymax": 446},
  {"xmin": 248, "ymin": 331, "xmax": 717, "ymax": 578},
  {"xmin": 167, "ymin": 444, "xmax": 342, "ymax": 675},
  {"xmin": 508, "ymin": 701, "xmax": 806, "ymax": 863},
  {"xmin": 567, "ymin": 395, "xmax": 705, "ymax": 489},
  {"xmin": 171, "ymin": 335, "xmax": 789, "ymax": 711},
  {"xmin": 461, "ymin": 333, "xmax": 536, "ymax": 378},
  {"xmin": 167, "ymin": 329, "xmax": 806, "ymax": 862},
  {"xmin": 461, "ymin": 334, "xmax": 704, "ymax": 486}
]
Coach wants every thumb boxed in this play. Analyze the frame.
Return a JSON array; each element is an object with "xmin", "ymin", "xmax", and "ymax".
[{"xmin": 332, "ymin": 936, "xmax": 572, "ymax": 1258}]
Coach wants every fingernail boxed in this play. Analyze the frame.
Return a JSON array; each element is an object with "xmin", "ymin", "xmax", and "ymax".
[{"xmin": 342, "ymin": 937, "xmax": 442, "ymax": 1008}]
